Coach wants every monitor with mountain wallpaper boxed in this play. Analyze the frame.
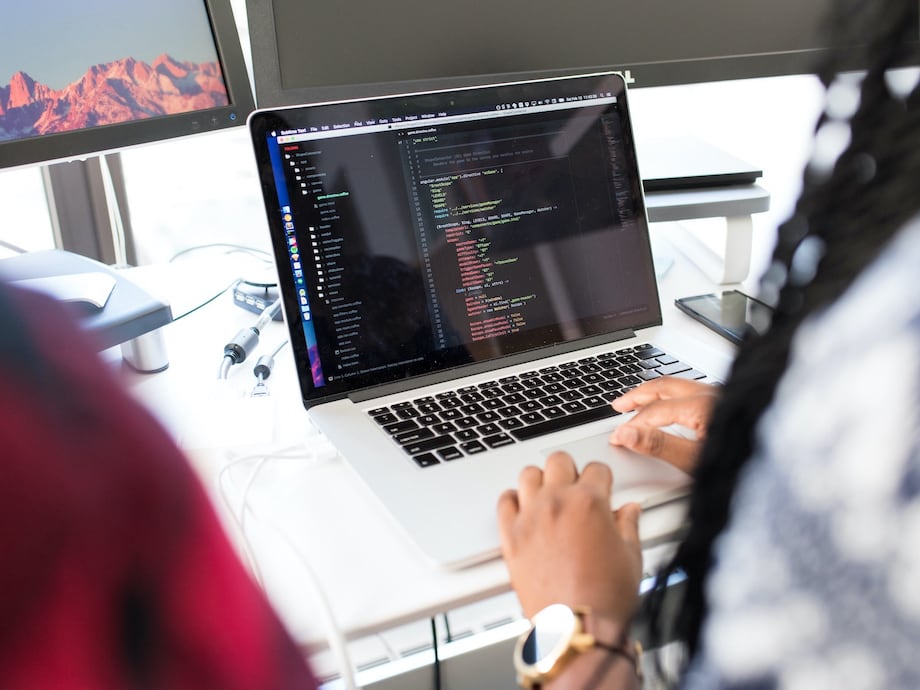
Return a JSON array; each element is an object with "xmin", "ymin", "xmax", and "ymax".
[{"xmin": 0, "ymin": 0, "xmax": 254, "ymax": 171}]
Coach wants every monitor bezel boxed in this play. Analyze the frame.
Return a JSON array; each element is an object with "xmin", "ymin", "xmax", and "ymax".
[{"xmin": 246, "ymin": 0, "xmax": 920, "ymax": 108}]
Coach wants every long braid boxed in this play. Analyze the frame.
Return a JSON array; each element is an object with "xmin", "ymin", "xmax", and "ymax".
[{"xmin": 644, "ymin": 0, "xmax": 920, "ymax": 668}]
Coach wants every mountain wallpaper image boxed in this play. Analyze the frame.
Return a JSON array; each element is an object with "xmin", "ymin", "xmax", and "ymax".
[{"xmin": 0, "ymin": 54, "xmax": 229, "ymax": 142}]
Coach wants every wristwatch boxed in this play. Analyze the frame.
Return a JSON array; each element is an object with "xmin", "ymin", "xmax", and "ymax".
[{"xmin": 513, "ymin": 604, "xmax": 637, "ymax": 689}]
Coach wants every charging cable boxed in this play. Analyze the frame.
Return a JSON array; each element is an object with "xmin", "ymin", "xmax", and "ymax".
[
  {"xmin": 217, "ymin": 447, "xmax": 358, "ymax": 690},
  {"xmin": 251, "ymin": 340, "xmax": 289, "ymax": 397},
  {"xmin": 218, "ymin": 298, "xmax": 282, "ymax": 379}
]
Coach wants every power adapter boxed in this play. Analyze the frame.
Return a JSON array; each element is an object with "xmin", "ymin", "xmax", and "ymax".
[{"xmin": 232, "ymin": 280, "xmax": 284, "ymax": 320}]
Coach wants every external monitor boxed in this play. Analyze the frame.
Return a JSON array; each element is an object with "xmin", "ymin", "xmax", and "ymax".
[
  {"xmin": 0, "ymin": 0, "xmax": 255, "ymax": 370},
  {"xmin": 247, "ymin": 0, "xmax": 920, "ymax": 107},
  {"xmin": 0, "ymin": 0, "xmax": 255, "ymax": 171}
]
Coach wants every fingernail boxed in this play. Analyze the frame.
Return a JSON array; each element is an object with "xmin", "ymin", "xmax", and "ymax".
[{"xmin": 613, "ymin": 425, "xmax": 639, "ymax": 445}]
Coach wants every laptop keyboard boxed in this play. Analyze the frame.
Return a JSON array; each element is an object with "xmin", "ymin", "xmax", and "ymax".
[{"xmin": 367, "ymin": 343, "xmax": 705, "ymax": 468}]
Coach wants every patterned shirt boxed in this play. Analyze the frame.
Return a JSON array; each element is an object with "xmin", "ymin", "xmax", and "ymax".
[{"xmin": 686, "ymin": 218, "xmax": 920, "ymax": 689}]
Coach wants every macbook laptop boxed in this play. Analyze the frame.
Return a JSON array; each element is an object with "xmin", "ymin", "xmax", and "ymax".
[{"xmin": 249, "ymin": 72, "xmax": 710, "ymax": 569}]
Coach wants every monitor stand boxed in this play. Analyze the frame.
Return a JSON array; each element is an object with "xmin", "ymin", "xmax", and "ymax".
[{"xmin": 0, "ymin": 249, "xmax": 172, "ymax": 373}]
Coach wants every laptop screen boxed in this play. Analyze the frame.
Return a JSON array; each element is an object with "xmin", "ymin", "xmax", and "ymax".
[{"xmin": 249, "ymin": 72, "xmax": 661, "ymax": 405}]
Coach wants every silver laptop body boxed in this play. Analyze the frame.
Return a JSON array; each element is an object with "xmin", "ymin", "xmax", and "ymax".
[{"xmin": 249, "ymin": 72, "xmax": 699, "ymax": 568}]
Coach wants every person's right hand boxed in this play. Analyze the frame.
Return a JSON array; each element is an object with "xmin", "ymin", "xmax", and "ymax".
[{"xmin": 608, "ymin": 377, "xmax": 719, "ymax": 474}]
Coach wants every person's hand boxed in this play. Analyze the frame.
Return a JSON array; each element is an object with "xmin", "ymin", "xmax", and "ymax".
[
  {"xmin": 609, "ymin": 377, "xmax": 718, "ymax": 474},
  {"xmin": 497, "ymin": 451, "xmax": 642, "ymax": 626}
]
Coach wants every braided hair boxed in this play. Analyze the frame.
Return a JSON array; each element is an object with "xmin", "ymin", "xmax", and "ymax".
[{"xmin": 644, "ymin": 0, "xmax": 920, "ymax": 667}]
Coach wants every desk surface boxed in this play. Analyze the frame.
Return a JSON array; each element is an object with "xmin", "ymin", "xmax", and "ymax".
[{"xmin": 123, "ymin": 226, "xmax": 740, "ymax": 648}]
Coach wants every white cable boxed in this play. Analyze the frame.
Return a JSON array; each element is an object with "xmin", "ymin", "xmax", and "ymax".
[
  {"xmin": 218, "ymin": 355, "xmax": 234, "ymax": 380},
  {"xmin": 216, "ymin": 446, "xmax": 358, "ymax": 690},
  {"xmin": 216, "ymin": 445, "xmax": 307, "ymax": 582}
]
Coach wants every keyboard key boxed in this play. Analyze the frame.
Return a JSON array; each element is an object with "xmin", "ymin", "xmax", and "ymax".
[
  {"xmin": 580, "ymin": 384, "xmax": 604, "ymax": 396},
  {"xmin": 395, "ymin": 428, "xmax": 434, "ymax": 445},
  {"xmin": 455, "ymin": 428, "xmax": 480, "ymax": 441},
  {"xmin": 461, "ymin": 440, "xmax": 488, "ymax": 454},
  {"xmin": 634, "ymin": 347, "xmax": 665, "ymax": 360},
  {"xmin": 511, "ymin": 406, "xmax": 619, "ymax": 441},
  {"xmin": 383, "ymin": 420, "xmax": 418, "ymax": 435},
  {"xmin": 437, "ymin": 447, "xmax": 464, "ymax": 462},
  {"xmin": 368, "ymin": 407, "xmax": 390, "ymax": 416},
  {"xmin": 460, "ymin": 403, "xmax": 485, "ymax": 415},
  {"xmin": 373, "ymin": 413, "xmax": 399, "ymax": 425},
  {"xmin": 402, "ymin": 435, "xmax": 456, "ymax": 455},
  {"xmin": 658, "ymin": 361, "xmax": 691, "ymax": 376},
  {"xmin": 520, "ymin": 411, "xmax": 546, "ymax": 425},
  {"xmin": 412, "ymin": 453, "xmax": 440, "ymax": 468},
  {"xmin": 483, "ymin": 433, "xmax": 515, "ymax": 449},
  {"xmin": 672, "ymin": 368, "xmax": 706, "ymax": 380}
]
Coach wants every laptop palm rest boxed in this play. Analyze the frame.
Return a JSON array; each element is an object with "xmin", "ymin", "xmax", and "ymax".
[{"xmin": 540, "ymin": 431, "xmax": 691, "ymax": 510}]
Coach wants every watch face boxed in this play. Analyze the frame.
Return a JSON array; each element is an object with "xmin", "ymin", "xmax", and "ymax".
[{"xmin": 521, "ymin": 604, "xmax": 578, "ymax": 670}]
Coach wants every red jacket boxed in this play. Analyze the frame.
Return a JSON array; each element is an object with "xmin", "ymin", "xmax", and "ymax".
[{"xmin": 0, "ymin": 284, "xmax": 317, "ymax": 689}]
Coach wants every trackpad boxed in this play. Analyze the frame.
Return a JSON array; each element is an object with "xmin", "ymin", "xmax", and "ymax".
[{"xmin": 541, "ymin": 432, "xmax": 691, "ymax": 510}]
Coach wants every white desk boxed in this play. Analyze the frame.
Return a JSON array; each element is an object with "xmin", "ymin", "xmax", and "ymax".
[{"xmin": 121, "ymin": 224, "xmax": 740, "ymax": 660}]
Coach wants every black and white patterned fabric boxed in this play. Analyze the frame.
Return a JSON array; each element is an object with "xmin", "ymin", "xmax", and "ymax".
[{"xmin": 685, "ymin": 217, "xmax": 920, "ymax": 689}]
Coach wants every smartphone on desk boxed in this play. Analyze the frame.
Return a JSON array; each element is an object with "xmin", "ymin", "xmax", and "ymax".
[{"xmin": 675, "ymin": 290, "xmax": 773, "ymax": 344}]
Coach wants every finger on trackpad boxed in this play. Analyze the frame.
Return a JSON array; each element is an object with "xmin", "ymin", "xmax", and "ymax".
[{"xmin": 541, "ymin": 432, "xmax": 691, "ymax": 509}]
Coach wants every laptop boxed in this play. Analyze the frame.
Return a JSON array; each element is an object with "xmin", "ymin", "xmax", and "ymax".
[{"xmin": 249, "ymin": 72, "xmax": 710, "ymax": 569}]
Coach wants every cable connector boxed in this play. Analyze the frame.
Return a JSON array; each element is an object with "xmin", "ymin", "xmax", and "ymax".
[
  {"xmin": 224, "ymin": 326, "xmax": 261, "ymax": 365},
  {"xmin": 218, "ymin": 298, "xmax": 282, "ymax": 379}
]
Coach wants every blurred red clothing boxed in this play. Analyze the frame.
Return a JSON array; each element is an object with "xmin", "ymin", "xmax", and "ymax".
[{"xmin": 0, "ymin": 284, "xmax": 317, "ymax": 690}]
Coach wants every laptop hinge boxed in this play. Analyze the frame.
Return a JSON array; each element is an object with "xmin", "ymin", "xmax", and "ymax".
[{"xmin": 348, "ymin": 329, "xmax": 637, "ymax": 404}]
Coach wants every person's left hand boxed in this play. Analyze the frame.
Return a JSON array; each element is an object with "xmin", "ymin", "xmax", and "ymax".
[{"xmin": 497, "ymin": 451, "xmax": 643, "ymax": 624}]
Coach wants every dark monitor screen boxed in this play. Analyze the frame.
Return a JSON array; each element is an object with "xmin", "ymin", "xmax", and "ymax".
[
  {"xmin": 0, "ymin": 0, "xmax": 254, "ymax": 171},
  {"xmin": 247, "ymin": 0, "xmax": 920, "ymax": 107}
]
